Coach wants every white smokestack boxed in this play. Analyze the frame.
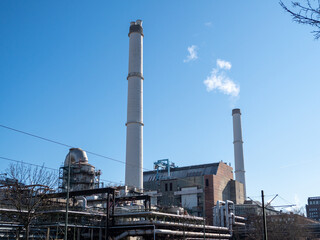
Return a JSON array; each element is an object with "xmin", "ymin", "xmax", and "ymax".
[
  {"xmin": 232, "ymin": 108, "xmax": 246, "ymax": 199},
  {"xmin": 125, "ymin": 20, "xmax": 144, "ymax": 192}
]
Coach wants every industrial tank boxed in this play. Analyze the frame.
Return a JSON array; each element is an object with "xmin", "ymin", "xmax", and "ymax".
[{"xmin": 60, "ymin": 148, "xmax": 101, "ymax": 192}]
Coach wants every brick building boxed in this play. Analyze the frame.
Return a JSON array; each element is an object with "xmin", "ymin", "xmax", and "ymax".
[
  {"xmin": 143, "ymin": 161, "xmax": 244, "ymax": 224},
  {"xmin": 306, "ymin": 196, "xmax": 320, "ymax": 221}
]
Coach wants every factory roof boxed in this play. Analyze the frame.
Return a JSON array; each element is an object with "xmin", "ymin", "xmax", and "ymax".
[
  {"xmin": 143, "ymin": 162, "xmax": 222, "ymax": 182},
  {"xmin": 308, "ymin": 196, "xmax": 320, "ymax": 200}
]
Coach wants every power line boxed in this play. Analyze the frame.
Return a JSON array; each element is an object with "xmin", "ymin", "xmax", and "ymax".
[
  {"xmin": 0, "ymin": 123, "xmax": 245, "ymax": 208},
  {"xmin": 0, "ymin": 124, "xmax": 148, "ymax": 170},
  {"xmin": 0, "ymin": 124, "xmax": 143, "ymax": 184},
  {"xmin": 0, "ymin": 154, "xmax": 207, "ymax": 204},
  {"xmin": 0, "ymin": 155, "xmax": 124, "ymax": 186},
  {"xmin": 100, "ymin": 178, "xmax": 123, "ymax": 185},
  {"xmin": 0, "ymin": 156, "xmax": 58, "ymax": 172},
  {"xmin": 0, "ymin": 124, "xmax": 72, "ymax": 148},
  {"xmin": 0, "ymin": 153, "xmax": 237, "ymax": 208},
  {"xmin": 0, "ymin": 124, "xmax": 129, "ymax": 165},
  {"xmin": 248, "ymin": 194, "xmax": 277, "ymax": 199},
  {"xmin": 0, "ymin": 125, "xmax": 192, "ymax": 178},
  {"xmin": 277, "ymin": 195, "xmax": 296, "ymax": 206}
]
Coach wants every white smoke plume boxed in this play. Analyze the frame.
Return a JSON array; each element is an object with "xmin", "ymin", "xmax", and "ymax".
[
  {"xmin": 184, "ymin": 45, "xmax": 198, "ymax": 62},
  {"xmin": 203, "ymin": 59, "xmax": 239, "ymax": 97},
  {"xmin": 217, "ymin": 59, "xmax": 232, "ymax": 70}
]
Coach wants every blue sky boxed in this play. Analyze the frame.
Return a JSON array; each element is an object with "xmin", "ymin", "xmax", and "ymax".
[{"xmin": 1, "ymin": 1, "xmax": 320, "ymax": 209}]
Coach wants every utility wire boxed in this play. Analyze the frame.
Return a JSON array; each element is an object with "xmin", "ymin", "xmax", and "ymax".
[
  {"xmin": 0, "ymin": 124, "xmax": 72, "ymax": 148},
  {"xmin": 0, "ymin": 155, "xmax": 123, "ymax": 186},
  {"xmin": 0, "ymin": 124, "xmax": 141, "ymax": 169},
  {"xmin": 0, "ymin": 156, "xmax": 59, "ymax": 172},
  {"xmin": 100, "ymin": 178, "xmax": 123, "ymax": 185},
  {"xmin": 0, "ymin": 124, "xmax": 142, "ymax": 184},
  {"xmin": 277, "ymin": 195, "xmax": 296, "ymax": 206},
  {"xmin": 0, "ymin": 123, "xmax": 246, "ymax": 209},
  {"xmin": 248, "ymin": 194, "xmax": 277, "ymax": 199}
]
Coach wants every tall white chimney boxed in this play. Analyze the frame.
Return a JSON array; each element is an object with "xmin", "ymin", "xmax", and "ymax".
[
  {"xmin": 125, "ymin": 20, "xmax": 144, "ymax": 191},
  {"xmin": 232, "ymin": 108, "xmax": 246, "ymax": 199}
]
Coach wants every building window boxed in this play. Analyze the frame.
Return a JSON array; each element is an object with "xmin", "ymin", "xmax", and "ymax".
[
  {"xmin": 170, "ymin": 183, "xmax": 173, "ymax": 191},
  {"xmin": 165, "ymin": 183, "xmax": 168, "ymax": 191},
  {"xmin": 206, "ymin": 179, "xmax": 209, "ymax": 187}
]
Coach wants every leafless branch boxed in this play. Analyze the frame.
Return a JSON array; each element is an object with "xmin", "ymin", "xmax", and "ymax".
[
  {"xmin": 1, "ymin": 163, "xmax": 58, "ymax": 240},
  {"xmin": 280, "ymin": 0, "xmax": 320, "ymax": 39}
]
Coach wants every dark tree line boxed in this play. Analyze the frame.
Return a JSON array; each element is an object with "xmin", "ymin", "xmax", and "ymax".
[{"xmin": 233, "ymin": 211, "xmax": 315, "ymax": 240}]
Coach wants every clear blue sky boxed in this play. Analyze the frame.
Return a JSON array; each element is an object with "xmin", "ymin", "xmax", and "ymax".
[{"xmin": 1, "ymin": 1, "xmax": 319, "ymax": 209}]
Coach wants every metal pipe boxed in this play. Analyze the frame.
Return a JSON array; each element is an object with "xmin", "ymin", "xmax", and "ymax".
[
  {"xmin": 106, "ymin": 193, "xmax": 110, "ymax": 240},
  {"xmin": 64, "ymin": 151, "xmax": 71, "ymax": 240},
  {"xmin": 114, "ymin": 229, "xmax": 231, "ymax": 240},
  {"xmin": 113, "ymin": 210, "xmax": 205, "ymax": 220},
  {"xmin": 75, "ymin": 196, "xmax": 87, "ymax": 209},
  {"xmin": 262, "ymin": 190, "xmax": 268, "ymax": 240},
  {"xmin": 46, "ymin": 227, "xmax": 50, "ymax": 240},
  {"xmin": 113, "ymin": 225, "xmax": 155, "ymax": 240},
  {"xmin": 203, "ymin": 183, "xmax": 206, "ymax": 240},
  {"xmin": 112, "ymin": 191, "xmax": 115, "ymax": 226},
  {"xmin": 111, "ymin": 220, "xmax": 229, "ymax": 232}
]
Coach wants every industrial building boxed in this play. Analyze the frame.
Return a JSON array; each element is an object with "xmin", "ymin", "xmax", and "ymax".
[
  {"xmin": 0, "ymin": 19, "xmax": 248, "ymax": 239},
  {"xmin": 144, "ymin": 161, "xmax": 245, "ymax": 225},
  {"xmin": 306, "ymin": 196, "xmax": 320, "ymax": 221},
  {"xmin": 142, "ymin": 108, "xmax": 247, "ymax": 225},
  {"xmin": 0, "ymin": 148, "xmax": 244, "ymax": 239}
]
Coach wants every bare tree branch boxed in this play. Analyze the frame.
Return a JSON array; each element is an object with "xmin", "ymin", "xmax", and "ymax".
[
  {"xmin": 280, "ymin": 0, "xmax": 320, "ymax": 39},
  {"xmin": 1, "ymin": 163, "xmax": 58, "ymax": 240}
]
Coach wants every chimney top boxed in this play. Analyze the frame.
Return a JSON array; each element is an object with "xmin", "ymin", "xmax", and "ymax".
[
  {"xmin": 129, "ymin": 19, "xmax": 144, "ymax": 37},
  {"xmin": 232, "ymin": 108, "xmax": 241, "ymax": 115}
]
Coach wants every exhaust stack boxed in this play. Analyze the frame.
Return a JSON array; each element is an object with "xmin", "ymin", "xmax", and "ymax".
[
  {"xmin": 125, "ymin": 20, "xmax": 144, "ymax": 192},
  {"xmin": 232, "ymin": 108, "xmax": 246, "ymax": 198}
]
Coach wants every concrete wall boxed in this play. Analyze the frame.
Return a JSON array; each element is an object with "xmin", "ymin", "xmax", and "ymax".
[{"xmin": 229, "ymin": 180, "xmax": 245, "ymax": 204}]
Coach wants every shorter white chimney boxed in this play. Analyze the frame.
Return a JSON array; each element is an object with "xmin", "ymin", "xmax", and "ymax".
[{"xmin": 232, "ymin": 108, "xmax": 246, "ymax": 199}]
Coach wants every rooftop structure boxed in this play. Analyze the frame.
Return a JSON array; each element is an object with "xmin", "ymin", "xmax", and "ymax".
[{"xmin": 144, "ymin": 161, "xmax": 245, "ymax": 225}]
